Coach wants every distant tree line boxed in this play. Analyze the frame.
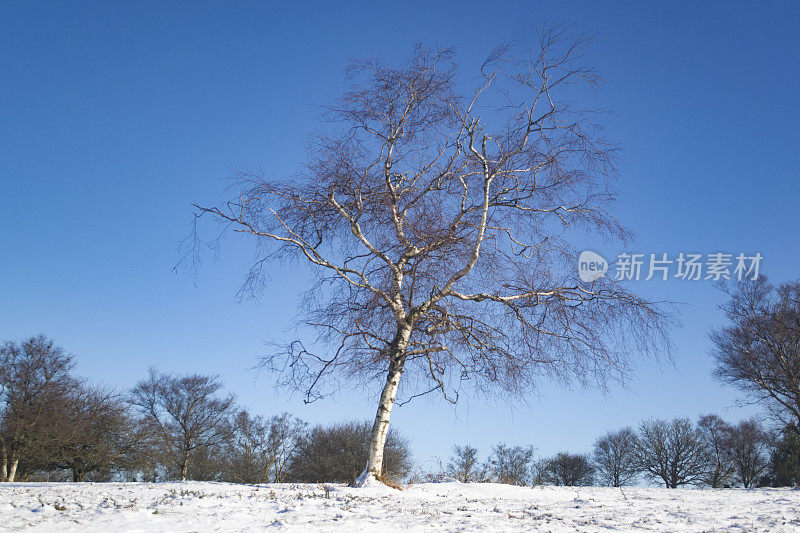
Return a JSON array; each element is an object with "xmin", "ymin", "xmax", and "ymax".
[
  {"xmin": 1, "ymin": 332, "xmax": 798, "ymax": 487},
  {"xmin": 0, "ymin": 335, "xmax": 410, "ymax": 484},
  {"xmin": 439, "ymin": 413, "xmax": 794, "ymax": 488}
]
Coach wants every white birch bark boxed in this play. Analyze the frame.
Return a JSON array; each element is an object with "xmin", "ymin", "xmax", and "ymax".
[
  {"xmin": 1, "ymin": 443, "xmax": 7, "ymax": 482},
  {"xmin": 7, "ymin": 457, "xmax": 18, "ymax": 483},
  {"xmin": 354, "ymin": 326, "xmax": 411, "ymax": 486}
]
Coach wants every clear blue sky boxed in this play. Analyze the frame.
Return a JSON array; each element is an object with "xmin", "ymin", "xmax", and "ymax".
[{"xmin": 2, "ymin": 1, "xmax": 799, "ymax": 470}]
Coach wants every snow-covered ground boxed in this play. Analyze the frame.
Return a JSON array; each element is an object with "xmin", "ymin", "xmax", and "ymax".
[{"xmin": 2, "ymin": 481, "xmax": 798, "ymax": 532}]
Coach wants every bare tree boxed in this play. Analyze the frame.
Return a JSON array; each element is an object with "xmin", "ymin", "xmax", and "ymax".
[
  {"xmin": 225, "ymin": 410, "xmax": 307, "ymax": 484},
  {"xmin": 636, "ymin": 418, "xmax": 709, "ymax": 488},
  {"xmin": 541, "ymin": 452, "xmax": 595, "ymax": 486},
  {"xmin": 118, "ymin": 416, "xmax": 166, "ymax": 482},
  {"xmin": 447, "ymin": 444, "xmax": 487, "ymax": 483},
  {"xmin": 129, "ymin": 369, "xmax": 235, "ymax": 481},
  {"xmin": 530, "ymin": 458, "xmax": 550, "ymax": 485},
  {"xmin": 192, "ymin": 28, "xmax": 671, "ymax": 486},
  {"xmin": 265, "ymin": 412, "xmax": 308, "ymax": 482},
  {"xmin": 488, "ymin": 443, "xmax": 534, "ymax": 486},
  {"xmin": 727, "ymin": 418, "xmax": 769, "ymax": 488},
  {"xmin": 769, "ymin": 424, "xmax": 800, "ymax": 487},
  {"xmin": 697, "ymin": 414, "xmax": 735, "ymax": 488},
  {"xmin": 0, "ymin": 335, "xmax": 77, "ymax": 482},
  {"xmin": 711, "ymin": 277, "xmax": 800, "ymax": 426},
  {"xmin": 593, "ymin": 427, "xmax": 639, "ymax": 486},
  {"xmin": 56, "ymin": 386, "xmax": 139, "ymax": 482},
  {"xmin": 185, "ymin": 445, "xmax": 227, "ymax": 481},
  {"xmin": 226, "ymin": 410, "xmax": 270, "ymax": 484}
]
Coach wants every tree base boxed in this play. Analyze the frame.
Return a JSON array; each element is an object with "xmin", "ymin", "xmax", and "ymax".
[
  {"xmin": 352, "ymin": 469, "xmax": 402, "ymax": 489},
  {"xmin": 352, "ymin": 470, "xmax": 383, "ymax": 488}
]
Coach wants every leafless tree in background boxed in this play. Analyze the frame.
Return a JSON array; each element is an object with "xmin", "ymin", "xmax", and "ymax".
[
  {"xmin": 119, "ymin": 416, "xmax": 166, "ymax": 482},
  {"xmin": 697, "ymin": 414, "xmax": 735, "ymax": 488},
  {"xmin": 264, "ymin": 412, "xmax": 308, "ymax": 482},
  {"xmin": 447, "ymin": 444, "xmax": 487, "ymax": 483},
  {"xmin": 226, "ymin": 410, "xmax": 271, "ymax": 484},
  {"xmin": 711, "ymin": 276, "xmax": 800, "ymax": 424},
  {"xmin": 192, "ymin": 26, "xmax": 671, "ymax": 485},
  {"xmin": 711, "ymin": 277, "xmax": 800, "ymax": 427},
  {"xmin": 769, "ymin": 424, "xmax": 800, "ymax": 487},
  {"xmin": 541, "ymin": 452, "xmax": 595, "ymax": 486},
  {"xmin": 56, "ymin": 386, "xmax": 138, "ymax": 482},
  {"xmin": 636, "ymin": 418, "xmax": 709, "ymax": 488},
  {"xmin": 592, "ymin": 426, "xmax": 639, "ymax": 486},
  {"xmin": 530, "ymin": 458, "xmax": 550, "ymax": 485},
  {"xmin": 727, "ymin": 418, "xmax": 769, "ymax": 488},
  {"xmin": 488, "ymin": 443, "xmax": 535, "ymax": 485},
  {"xmin": 226, "ymin": 410, "xmax": 307, "ymax": 483},
  {"xmin": 129, "ymin": 369, "xmax": 235, "ymax": 481},
  {"xmin": 0, "ymin": 335, "xmax": 77, "ymax": 482}
]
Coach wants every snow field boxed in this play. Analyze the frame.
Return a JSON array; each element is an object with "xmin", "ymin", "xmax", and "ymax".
[{"xmin": 1, "ymin": 481, "xmax": 799, "ymax": 532}]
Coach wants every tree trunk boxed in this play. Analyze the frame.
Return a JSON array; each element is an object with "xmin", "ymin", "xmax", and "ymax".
[
  {"xmin": 180, "ymin": 453, "xmax": 189, "ymax": 482},
  {"xmin": 1, "ymin": 443, "xmax": 7, "ymax": 482},
  {"xmin": 354, "ymin": 325, "xmax": 411, "ymax": 487},
  {"xmin": 7, "ymin": 457, "xmax": 19, "ymax": 483}
]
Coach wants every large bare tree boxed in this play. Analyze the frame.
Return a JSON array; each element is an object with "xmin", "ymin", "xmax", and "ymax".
[{"xmin": 192, "ymin": 28, "xmax": 670, "ymax": 486}]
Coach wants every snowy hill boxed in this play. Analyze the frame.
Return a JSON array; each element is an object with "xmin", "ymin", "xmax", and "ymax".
[{"xmin": 2, "ymin": 481, "xmax": 798, "ymax": 532}]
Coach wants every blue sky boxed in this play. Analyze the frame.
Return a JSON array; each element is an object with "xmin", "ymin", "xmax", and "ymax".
[{"xmin": 2, "ymin": 1, "xmax": 799, "ymax": 469}]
